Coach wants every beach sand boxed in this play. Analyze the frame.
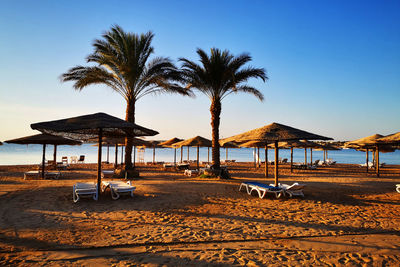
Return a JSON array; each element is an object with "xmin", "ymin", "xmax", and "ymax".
[{"xmin": 0, "ymin": 162, "xmax": 399, "ymax": 266}]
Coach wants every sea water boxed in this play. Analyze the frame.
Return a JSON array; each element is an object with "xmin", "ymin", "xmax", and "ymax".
[{"xmin": 0, "ymin": 143, "xmax": 399, "ymax": 166}]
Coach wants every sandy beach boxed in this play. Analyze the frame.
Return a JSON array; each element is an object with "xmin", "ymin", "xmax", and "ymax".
[{"xmin": 0, "ymin": 162, "xmax": 399, "ymax": 266}]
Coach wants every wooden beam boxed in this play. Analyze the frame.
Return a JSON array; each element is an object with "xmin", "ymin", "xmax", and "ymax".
[
  {"xmin": 264, "ymin": 145, "xmax": 268, "ymax": 177},
  {"xmin": 290, "ymin": 146, "xmax": 293, "ymax": 173},
  {"xmin": 41, "ymin": 144, "xmax": 46, "ymax": 179},
  {"xmin": 274, "ymin": 141, "xmax": 279, "ymax": 187},
  {"xmin": 97, "ymin": 128, "xmax": 103, "ymax": 199}
]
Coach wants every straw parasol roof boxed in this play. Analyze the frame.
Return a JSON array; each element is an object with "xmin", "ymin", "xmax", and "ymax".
[
  {"xmin": 344, "ymin": 134, "xmax": 384, "ymax": 148},
  {"xmin": 173, "ymin": 136, "xmax": 212, "ymax": 147},
  {"xmin": 220, "ymin": 141, "xmax": 240, "ymax": 148},
  {"xmin": 221, "ymin": 123, "xmax": 332, "ymax": 185},
  {"xmin": 314, "ymin": 143, "xmax": 341, "ymax": 151},
  {"xmin": 0, "ymin": 141, "xmax": 3, "ymax": 146},
  {"xmin": 239, "ymin": 140, "xmax": 268, "ymax": 148},
  {"xmin": 5, "ymin": 133, "xmax": 82, "ymax": 178},
  {"xmin": 173, "ymin": 136, "xmax": 212, "ymax": 169},
  {"xmin": 31, "ymin": 112, "xmax": 158, "ymax": 198},
  {"xmin": 159, "ymin": 137, "xmax": 183, "ymax": 147},
  {"xmin": 31, "ymin": 112, "xmax": 158, "ymax": 141},
  {"xmin": 138, "ymin": 140, "xmax": 162, "ymax": 148},
  {"xmin": 5, "ymin": 133, "xmax": 81, "ymax": 145},
  {"xmin": 345, "ymin": 134, "xmax": 390, "ymax": 177},
  {"xmin": 377, "ymin": 132, "xmax": 400, "ymax": 145},
  {"xmin": 158, "ymin": 137, "xmax": 184, "ymax": 166},
  {"xmin": 220, "ymin": 122, "xmax": 332, "ymax": 145}
]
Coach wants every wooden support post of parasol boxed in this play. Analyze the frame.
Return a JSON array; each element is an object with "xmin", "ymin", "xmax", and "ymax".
[
  {"xmin": 310, "ymin": 148, "xmax": 313, "ymax": 165},
  {"xmin": 253, "ymin": 148, "xmax": 256, "ymax": 168},
  {"xmin": 53, "ymin": 145, "xmax": 57, "ymax": 169},
  {"xmin": 274, "ymin": 141, "xmax": 279, "ymax": 186},
  {"xmin": 121, "ymin": 146, "xmax": 124, "ymax": 165},
  {"xmin": 107, "ymin": 145, "xmax": 109, "ymax": 163},
  {"xmin": 152, "ymin": 146, "xmax": 156, "ymax": 163},
  {"xmin": 366, "ymin": 148, "xmax": 369, "ymax": 173},
  {"xmin": 180, "ymin": 147, "xmax": 183, "ymax": 163},
  {"xmin": 114, "ymin": 143, "xmax": 118, "ymax": 169},
  {"xmin": 226, "ymin": 148, "xmax": 228, "ymax": 161},
  {"xmin": 187, "ymin": 146, "xmax": 189, "ymax": 161},
  {"xmin": 376, "ymin": 146, "xmax": 380, "ymax": 177},
  {"xmin": 196, "ymin": 145, "xmax": 199, "ymax": 170},
  {"xmin": 290, "ymin": 146, "xmax": 293, "ymax": 173},
  {"xmin": 208, "ymin": 147, "xmax": 210, "ymax": 163},
  {"xmin": 304, "ymin": 148, "xmax": 307, "ymax": 165},
  {"xmin": 257, "ymin": 147, "xmax": 260, "ymax": 168},
  {"xmin": 174, "ymin": 147, "xmax": 177, "ymax": 166},
  {"xmin": 264, "ymin": 145, "xmax": 268, "ymax": 177},
  {"xmin": 97, "ymin": 128, "xmax": 103, "ymax": 198},
  {"xmin": 41, "ymin": 144, "xmax": 46, "ymax": 179},
  {"xmin": 133, "ymin": 146, "xmax": 136, "ymax": 168}
]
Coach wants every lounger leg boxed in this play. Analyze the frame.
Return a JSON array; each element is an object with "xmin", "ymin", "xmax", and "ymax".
[
  {"xmin": 93, "ymin": 192, "xmax": 98, "ymax": 201},
  {"xmin": 130, "ymin": 190, "xmax": 134, "ymax": 198},
  {"xmin": 111, "ymin": 188, "xmax": 120, "ymax": 200},
  {"xmin": 73, "ymin": 187, "xmax": 80, "ymax": 203},
  {"xmin": 246, "ymin": 185, "xmax": 252, "ymax": 195},
  {"xmin": 259, "ymin": 189, "xmax": 266, "ymax": 199}
]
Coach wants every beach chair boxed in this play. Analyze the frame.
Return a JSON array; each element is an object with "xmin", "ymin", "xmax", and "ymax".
[
  {"xmin": 101, "ymin": 170, "xmax": 115, "ymax": 178},
  {"xmin": 57, "ymin": 156, "xmax": 69, "ymax": 170},
  {"xmin": 396, "ymin": 184, "xmax": 400, "ymax": 193},
  {"xmin": 184, "ymin": 169, "xmax": 199, "ymax": 177},
  {"xmin": 77, "ymin": 155, "xmax": 85, "ymax": 164},
  {"xmin": 24, "ymin": 170, "xmax": 61, "ymax": 180},
  {"xmin": 277, "ymin": 183, "xmax": 306, "ymax": 198},
  {"xmin": 73, "ymin": 182, "xmax": 98, "ymax": 203},
  {"xmin": 101, "ymin": 180, "xmax": 136, "ymax": 200},
  {"xmin": 70, "ymin": 156, "xmax": 78, "ymax": 164},
  {"xmin": 239, "ymin": 181, "xmax": 283, "ymax": 199},
  {"xmin": 326, "ymin": 159, "xmax": 336, "ymax": 166},
  {"xmin": 24, "ymin": 170, "xmax": 40, "ymax": 180}
]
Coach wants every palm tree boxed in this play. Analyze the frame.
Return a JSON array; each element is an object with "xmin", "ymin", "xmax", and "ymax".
[
  {"xmin": 61, "ymin": 25, "xmax": 188, "ymax": 170},
  {"xmin": 179, "ymin": 48, "xmax": 267, "ymax": 170}
]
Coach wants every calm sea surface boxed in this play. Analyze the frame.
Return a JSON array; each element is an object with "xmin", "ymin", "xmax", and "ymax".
[{"xmin": 0, "ymin": 143, "xmax": 399, "ymax": 166}]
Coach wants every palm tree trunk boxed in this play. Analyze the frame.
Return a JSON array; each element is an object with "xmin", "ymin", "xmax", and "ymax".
[
  {"xmin": 210, "ymin": 99, "xmax": 221, "ymax": 169},
  {"xmin": 125, "ymin": 100, "xmax": 135, "ymax": 170}
]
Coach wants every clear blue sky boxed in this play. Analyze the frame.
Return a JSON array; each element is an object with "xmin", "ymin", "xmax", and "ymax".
[{"xmin": 0, "ymin": 0, "xmax": 399, "ymax": 141}]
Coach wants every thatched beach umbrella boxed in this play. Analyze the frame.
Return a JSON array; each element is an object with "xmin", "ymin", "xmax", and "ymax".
[
  {"xmin": 221, "ymin": 123, "xmax": 332, "ymax": 186},
  {"xmin": 159, "ymin": 137, "xmax": 183, "ymax": 166},
  {"xmin": 173, "ymin": 136, "xmax": 212, "ymax": 169},
  {"xmin": 240, "ymin": 140, "xmax": 270, "ymax": 176},
  {"xmin": 314, "ymin": 143, "xmax": 340, "ymax": 162},
  {"xmin": 377, "ymin": 132, "xmax": 400, "ymax": 145},
  {"xmin": 220, "ymin": 141, "xmax": 239, "ymax": 161},
  {"xmin": 90, "ymin": 137, "xmax": 148, "ymax": 168},
  {"xmin": 345, "ymin": 134, "xmax": 384, "ymax": 176},
  {"xmin": 31, "ymin": 112, "xmax": 158, "ymax": 198},
  {"xmin": 5, "ymin": 133, "xmax": 81, "ymax": 178},
  {"xmin": 139, "ymin": 140, "xmax": 162, "ymax": 164},
  {"xmin": 267, "ymin": 141, "xmax": 316, "ymax": 173}
]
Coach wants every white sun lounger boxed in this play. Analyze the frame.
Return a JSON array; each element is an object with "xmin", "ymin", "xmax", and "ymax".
[
  {"xmin": 239, "ymin": 181, "xmax": 283, "ymax": 199},
  {"xmin": 396, "ymin": 184, "xmax": 400, "ymax": 193},
  {"xmin": 101, "ymin": 181, "xmax": 136, "ymax": 200},
  {"xmin": 101, "ymin": 170, "xmax": 115, "ymax": 178},
  {"xmin": 24, "ymin": 170, "xmax": 61, "ymax": 180},
  {"xmin": 73, "ymin": 182, "xmax": 98, "ymax": 203},
  {"xmin": 277, "ymin": 182, "xmax": 306, "ymax": 198}
]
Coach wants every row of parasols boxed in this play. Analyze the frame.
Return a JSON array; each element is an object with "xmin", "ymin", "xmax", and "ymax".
[{"xmin": 2, "ymin": 112, "xmax": 400, "ymax": 198}]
